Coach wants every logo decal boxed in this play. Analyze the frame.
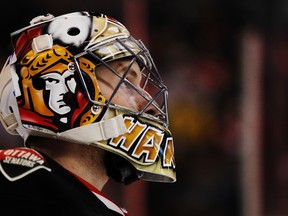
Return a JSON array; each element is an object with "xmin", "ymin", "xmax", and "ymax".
[
  {"xmin": 0, "ymin": 148, "xmax": 51, "ymax": 181},
  {"xmin": 108, "ymin": 116, "xmax": 176, "ymax": 169}
]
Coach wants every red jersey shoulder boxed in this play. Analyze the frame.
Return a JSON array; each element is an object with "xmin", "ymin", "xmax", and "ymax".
[{"xmin": 0, "ymin": 147, "xmax": 51, "ymax": 181}]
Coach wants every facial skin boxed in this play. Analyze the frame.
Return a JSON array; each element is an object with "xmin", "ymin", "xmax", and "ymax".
[{"xmin": 96, "ymin": 59, "xmax": 158, "ymax": 116}]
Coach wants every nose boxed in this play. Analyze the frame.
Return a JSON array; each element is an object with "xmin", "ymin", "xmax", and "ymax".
[{"xmin": 137, "ymin": 89, "xmax": 160, "ymax": 117}]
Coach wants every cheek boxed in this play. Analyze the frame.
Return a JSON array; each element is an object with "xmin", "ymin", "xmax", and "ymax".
[
  {"xmin": 97, "ymin": 79, "xmax": 139, "ymax": 110},
  {"xmin": 112, "ymin": 86, "xmax": 139, "ymax": 110},
  {"xmin": 97, "ymin": 80, "xmax": 111, "ymax": 99}
]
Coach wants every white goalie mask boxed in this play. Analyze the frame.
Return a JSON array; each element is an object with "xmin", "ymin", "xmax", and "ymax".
[{"xmin": 0, "ymin": 11, "xmax": 176, "ymax": 184}]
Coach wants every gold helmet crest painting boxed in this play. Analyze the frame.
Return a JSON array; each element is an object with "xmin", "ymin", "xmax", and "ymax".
[{"xmin": 0, "ymin": 11, "xmax": 176, "ymax": 184}]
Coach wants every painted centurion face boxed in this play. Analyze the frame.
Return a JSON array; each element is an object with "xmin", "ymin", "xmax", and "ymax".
[
  {"xmin": 41, "ymin": 70, "xmax": 76, "ymax": 115},
  {"xmin": 12, "ymin": 44, "xmax": 105, "ymax": 131},
  {"xmin": 41, "ymin": 70, "xmax": 77, "ymax": 115}
]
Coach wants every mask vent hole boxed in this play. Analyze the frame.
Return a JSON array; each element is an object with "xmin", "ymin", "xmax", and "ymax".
[{"xmin": 67, "ymin": 27, "xmax": 80, "ymax": 36}]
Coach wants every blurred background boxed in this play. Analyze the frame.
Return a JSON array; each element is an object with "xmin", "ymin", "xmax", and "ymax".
[{"xmin": 1, "ymin": 0, "xmax": 288, "ymax": 215}]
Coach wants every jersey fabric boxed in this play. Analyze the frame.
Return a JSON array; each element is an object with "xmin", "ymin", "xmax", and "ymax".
[{"xmin": 0, "ymin": 147, "xmax": 128, "ymax": 216}]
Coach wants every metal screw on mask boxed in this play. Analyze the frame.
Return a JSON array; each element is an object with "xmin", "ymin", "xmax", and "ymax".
[{"xmin": 91, "ymin": 105, "xmax": 101, "ymax": 115}]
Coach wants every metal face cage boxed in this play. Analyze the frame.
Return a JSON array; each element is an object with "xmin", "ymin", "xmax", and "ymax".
[{"xmin": 73, "ymin": 36, "xmax": 170, "ymax": 127}]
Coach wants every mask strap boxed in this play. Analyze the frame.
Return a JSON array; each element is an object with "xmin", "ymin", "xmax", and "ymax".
[{"xmin": 57, "ymin": 114, "xmax": 127, "ymax": 143}]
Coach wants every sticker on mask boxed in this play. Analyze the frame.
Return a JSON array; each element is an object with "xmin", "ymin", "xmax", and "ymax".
[
  {"xmin": 108, "ymin": 115, "xmax": 176, "ymax": 169},
  {"xmin": 0, "ymin": 147, "xmax": 51, "ymax": 181}
]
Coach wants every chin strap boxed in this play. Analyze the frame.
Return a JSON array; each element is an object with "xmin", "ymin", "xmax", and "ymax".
[{"xmin": 57, "ymin": 114, "xmax": 128, "ymax": 143}]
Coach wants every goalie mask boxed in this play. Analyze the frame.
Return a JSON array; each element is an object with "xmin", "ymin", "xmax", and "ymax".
[{"xmin": 0, "ymin": 11, "xmax": 176, "ymax": 184}]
